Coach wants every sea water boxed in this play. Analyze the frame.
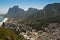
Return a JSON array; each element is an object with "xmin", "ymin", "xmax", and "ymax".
[{"xmin": 0, "ymin": 17, "xmax": 4, "ymax": 22}]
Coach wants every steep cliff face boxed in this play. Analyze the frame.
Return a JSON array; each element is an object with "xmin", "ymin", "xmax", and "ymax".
[{"xmin": 5, "ymin": 6, "xmax": 25, "ymax": 18}]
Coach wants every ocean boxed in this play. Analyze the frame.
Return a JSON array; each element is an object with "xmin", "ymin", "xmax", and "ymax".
[{"xmin": 0, "ymin": 17, "xmax": 4, "ymax": 22}]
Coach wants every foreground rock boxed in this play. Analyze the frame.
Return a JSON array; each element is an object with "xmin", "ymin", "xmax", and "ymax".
[{"xmin": 38, "ymin": 23, "xmax": 60, "ymax": 40}]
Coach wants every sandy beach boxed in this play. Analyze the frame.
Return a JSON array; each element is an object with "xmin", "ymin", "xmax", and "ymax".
[{"xmin": 0, "ymin": 18, "xmax": 8, "ymax": 27}]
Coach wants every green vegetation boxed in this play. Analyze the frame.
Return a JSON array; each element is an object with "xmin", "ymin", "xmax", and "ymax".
[
  {"xmin": 4, "ymin": 3, "xmax": 60, "ymax": 31},
  {"xmin": 17, "ymin": 15, "xmax": 60, "ymax": 31},
  {"xmin": 0, "ymin": 27, "xmax": 23, "ymax": 40}
]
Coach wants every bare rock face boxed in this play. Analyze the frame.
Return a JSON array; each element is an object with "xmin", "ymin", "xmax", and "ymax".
[{"xmin": 39, "ymin": 23, "xmax": 60, "ymax": 40}]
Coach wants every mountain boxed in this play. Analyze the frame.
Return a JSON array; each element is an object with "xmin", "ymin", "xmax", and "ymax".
[
  {"xmin": 5, "ymin": 6, "xmax": 38, "ymax": 19},
  {"xmin": 5, "ymin": 6, "xmax": 25, "ymax": 18},
  {"xmin": 21, "ymin": 3, "xmax": 60, "ymax": 31},
  {"xmin": 5, "ymin": 3, "xmax": 60, "ymax": 19},
  {"xmin": 43, "ymin": 3, "xmax": 60, "ymax": 17},
  {"xmin": 27, "ymin": 10, "xmax": 44, "ymax": 20},
  {"xmin": 27, "ymin": 3, "xmax": 60, "ymax": 20},
  {"xmin": 24, "ymin": 8, "xmax": 38, "ymax": 18}
]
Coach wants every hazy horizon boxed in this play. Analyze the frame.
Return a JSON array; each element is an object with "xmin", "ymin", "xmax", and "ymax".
[{"xmin": 0, "ymin": 0, "xmax": 60, "ymax": 14}]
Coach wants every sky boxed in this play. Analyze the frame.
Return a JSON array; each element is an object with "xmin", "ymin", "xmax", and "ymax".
[{"xmin": 0, "ymin": 0, "xmax": 60, "ymax": 14}]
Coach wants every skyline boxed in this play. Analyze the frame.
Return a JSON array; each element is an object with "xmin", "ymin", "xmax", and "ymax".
[{"xmin": 0, "ymin": 0, "xmax": 60, "ymax": 14}]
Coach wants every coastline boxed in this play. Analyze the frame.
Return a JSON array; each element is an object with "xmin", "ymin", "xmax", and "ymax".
[{"xmin": 0, "ymin": 18, "xmax": 8, "ymax": 27}]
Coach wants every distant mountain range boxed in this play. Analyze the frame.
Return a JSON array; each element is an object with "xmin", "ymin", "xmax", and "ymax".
[
  {"xmin": 5, "ymin": 6, "xmax": 38, "ymax": 19},
  {"xmin": 5, "ymin": 3, "xmax": 60, "ymax": 20}
]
